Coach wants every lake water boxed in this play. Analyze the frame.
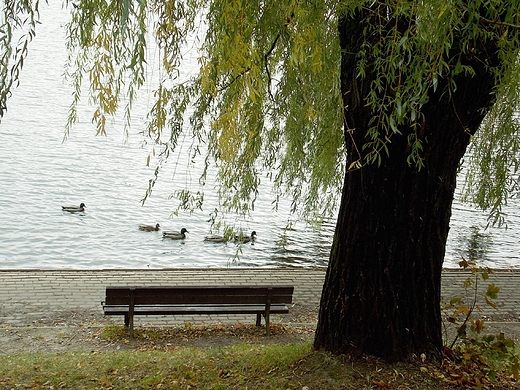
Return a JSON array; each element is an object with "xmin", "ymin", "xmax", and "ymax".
[{"xmin": 0, "ymin": 3, "xmax": 518, "ymax": 270}]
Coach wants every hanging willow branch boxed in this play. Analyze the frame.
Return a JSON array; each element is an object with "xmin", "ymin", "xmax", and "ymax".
[{"xmin": 480, "ymin": 16, "xmax": 520, "ymax": 30}]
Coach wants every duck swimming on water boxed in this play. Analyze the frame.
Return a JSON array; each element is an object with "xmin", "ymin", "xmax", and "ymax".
[
  {"xmin": 205, "ymin": 230, "xmax": 257, "ymax": 243},
  {"xmin": 163, "ymin": 228, "xmax": 189, "ymax": 239},
  {"xmin": 62, "ymin": 203, "xmax": 86, "ymax": 213},
  {"xmin": 235, "ymin": 231, "xmax": 257, "ymax": 243},
  {"xmin": 139, "ymin": 223, "xmax": 161, "ymax": 231},
  {"xmin": 204, "ymin": 234, "xmax": 226, "ymax": 243}
]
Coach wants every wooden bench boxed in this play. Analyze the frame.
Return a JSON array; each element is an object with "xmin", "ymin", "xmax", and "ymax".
[{"xmin": 101, "ymin": 285, "xmax": 294, "ymax": 338}]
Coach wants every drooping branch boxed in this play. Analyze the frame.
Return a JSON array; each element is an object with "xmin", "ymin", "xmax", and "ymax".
[
  {"xmin": 264, "ymin": 32, "xmax": 280, "ymax": 102},
  {"xmin": 216, "ymin": 31, "xmax": 281, "ymax": 100},
  {"xmin": 480, "ymin": 16, "xmax": 520, "ymax": 30},
  {"xmin": 0, "ymin": 1, "xmax": 39, "ymax": 119}
]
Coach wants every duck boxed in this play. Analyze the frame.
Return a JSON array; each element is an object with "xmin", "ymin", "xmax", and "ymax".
[
  {"xmin": 62, "ymin": 203, "xmax": 86, "ymax": 213},
  {"xmin": 235, "ymin": 231, "xmax": 257, "ymax": 243},
  {"xmin": 162, "ymin": 228, "xmax": 189, "ymax": 239},
  {"xmin": 204, "ymin": 234, "xmax": 226, "ymax": 243},
  {"xmin": 139, "ymin": 223, "xmax": 161, "ymax": 231}
]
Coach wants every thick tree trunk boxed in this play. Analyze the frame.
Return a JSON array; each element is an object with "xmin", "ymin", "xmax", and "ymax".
[{"xmin": 314, "ymin": 13, "xmax": 500, "ymax": 361}]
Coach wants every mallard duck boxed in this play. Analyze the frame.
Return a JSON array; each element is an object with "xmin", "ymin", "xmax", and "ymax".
[
  {"xmin": 62, "ymin": 203, "xmax": 86, "ymax": 213},
  {"xmin": 204, "ymin": 234, "xmax": 226, "ymax": 243},
  {"xmin": 139, "ymin": 223, "xmax": 161, "ymax": 231},
  {"xmin": 163, "ymin": 228, "xmax": 189, "ymax": 239},
  {"xmin": 236, "ymin": 231, "xmax": 257, "ymax": 243}
]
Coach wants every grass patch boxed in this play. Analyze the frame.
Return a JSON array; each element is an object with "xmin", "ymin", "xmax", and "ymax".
[
  {"xmin": 1, "ymin": 324, "xmax": 517, "ymax": 389},
  {"xmin": 3, "ymin": 341, "xmax": 514, "ymax": 389},
  {"xmin": 0, "ymin": 343, "xmax": 313, "ymax": 389}
]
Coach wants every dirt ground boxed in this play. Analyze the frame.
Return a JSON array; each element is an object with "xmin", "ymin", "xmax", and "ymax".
[
  {"xmin": 1, "ymin": 305, "xmax": 520, "ymax": 355},
  {"xmin": 0, "ymin": 322, "xmax": 318, "ymax": 355},
  {"xmin": 0, "ymin": 302, "xmax": 320, "ymax": 354}
]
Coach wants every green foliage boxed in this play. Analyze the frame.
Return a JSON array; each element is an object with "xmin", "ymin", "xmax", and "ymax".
[
  {"xmin": 4, "ymin": 1, "xmax": 520, "ymax": 224},
  {"xmin": 460, "ymin": 2, "xmax": 520, "ymax": 227},
  {"xmin": 64, "ymin": 0, "xmax": 347, "ymax": 221},
  {"xmin": 65, "ymin": 0, "xmax": 149, "ymax": 138},
  {"xmin": 443, "ymin": 259, "xmax": 519, "ymax": 386},
  {"xmin": 443, "ymin": 259, "xmax": 497, "ymax": 346},
  {"xmin": 0, "ymin": 0, "xmax": 40, "ymax": 118},
  {"xmin": 188, "ymin": 0, "xmax": 345, "ymax": 219},
  {"xmin": 345, "ymin": 0, "xmax": 520, "ymax": 179},
  {"xmin": 450, "ymin": 332, "xmax": 519, "ymax": 386},
  {"xmin": 463, "ymin": 85, "xmax": 520, "ymax": 226}
]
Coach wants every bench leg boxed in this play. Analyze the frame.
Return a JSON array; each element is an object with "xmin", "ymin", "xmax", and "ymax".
[
  {"xmin": 128, "ymin": 294, "xmax": 135, "ymax": 340},
  {"xmin": 265, "ymin": 311, "xmax": 270, "ymax": 336},
  {"xmin": 123, "ymin": 313, "xmax": 134, "ymax": 339},
  {"xmin": 123, "ymin": 313, "xmax": 135, "ymax": 339},
  {"xmin": 128, "ymin": 314, "xmax": 134, "ymax": 340},
  {"xmin": 265, "ymin": 289, "xmax": 272, "ymax": 336},
  {"xmin": 256, "ymin": 313, "xmax": 271, "ymax": 335}
]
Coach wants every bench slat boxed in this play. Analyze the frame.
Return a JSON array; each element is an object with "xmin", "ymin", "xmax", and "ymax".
[
  {"xmin": 103, "ymin": 304, "xmax": 290, "ymax": 316},
  {"xmin": 104, "ymin": 286, "xmax": 293, "ymax": 305}
]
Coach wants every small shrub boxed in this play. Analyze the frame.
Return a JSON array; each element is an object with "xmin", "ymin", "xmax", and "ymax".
[{"xmin": 443, "ymin": 259, "xmax": 519, "ymax": 388}]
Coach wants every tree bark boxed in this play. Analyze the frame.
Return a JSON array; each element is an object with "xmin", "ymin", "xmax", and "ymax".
[{"xmin": 314, "ymin": 11, "xmax": 501, "ymax": 361}]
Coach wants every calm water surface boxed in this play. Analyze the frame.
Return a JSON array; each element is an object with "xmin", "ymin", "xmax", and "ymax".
[{"xmin": 0, "ymin": 3, "xmax": 518, "ymax": 269}]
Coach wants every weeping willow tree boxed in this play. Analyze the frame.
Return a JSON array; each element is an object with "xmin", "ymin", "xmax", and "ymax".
[{"xmin": 3, "ymin": 0, "xmax": 520, "ymax": 361}]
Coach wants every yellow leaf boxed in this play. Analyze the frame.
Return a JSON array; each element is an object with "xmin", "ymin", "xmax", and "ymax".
[
  {"xmin": 474, "ymin": 318, "xmax": 484, "ymax": 333},
  {"xmin": 485, "ymin": 296, "xmax": 498, "ymax": 310},
  {"xmin": 348, "ymin": 160, "xmax": 362, "ymax": 170},
  {"xmin": 453, "ymin": 305, "xmax": 469, "ymax": 317}
]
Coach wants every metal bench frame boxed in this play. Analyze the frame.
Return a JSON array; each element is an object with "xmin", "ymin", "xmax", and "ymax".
[{"xmin": 101, "ymin": 285, "xmax": 294, "ymax": 338}]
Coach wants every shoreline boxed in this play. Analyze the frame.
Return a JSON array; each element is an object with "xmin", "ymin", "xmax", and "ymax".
[{"xmin": 0, "ymin": 266, "xmax": 519, "ymax": 272}]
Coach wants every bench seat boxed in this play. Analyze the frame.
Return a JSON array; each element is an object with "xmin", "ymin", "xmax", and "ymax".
[
  {"xmin": 103, "ymin": 304, "xmax": 290, "ymax": 316},
  {"xmin": 102, "ymin": 286, "xmax": 294, "ymax": 338}
]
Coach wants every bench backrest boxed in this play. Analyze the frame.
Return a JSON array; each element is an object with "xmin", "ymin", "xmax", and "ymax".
[{"xmin": 104, "ymin": 286, "xmax": 294, "ymax": 306}]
